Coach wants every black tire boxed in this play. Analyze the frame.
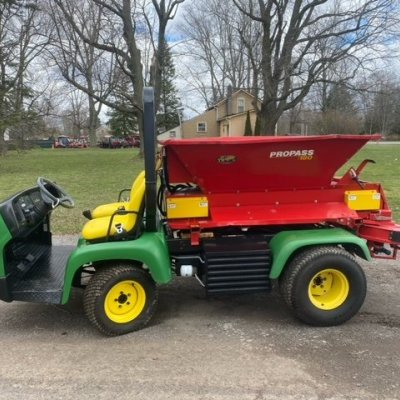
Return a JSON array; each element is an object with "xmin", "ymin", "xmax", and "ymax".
[
  {"xmin": 83, "ymin": 264, "xmax": 158, "ymax": 336},
  {"xmin": 279, "ymin": 246, "xmax": 366, "ymax": 326}
]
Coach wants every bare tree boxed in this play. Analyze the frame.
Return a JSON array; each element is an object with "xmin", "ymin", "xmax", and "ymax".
[
  {"xmin": 145, "ymin": 0, "xmax": 184, "ymax": 108},
  {"xmin": 61, "ymin": 90, "xmax": 91, "ymax": 137},
  {"xmin": 233, "ymin": 0, "xmax": 396, "ymax": 135},
  {"xmin": 179, "ymin": 0, "xmax": 261, "ymax": 107},
  {"xmin": 53, "ymin": 0, "xmax": 184, "ymax": 151},
  {"xmin": 45, "ymin": 0, "xmax": 117, "ymax": 146},
  {"xmin": 360, "ymin": 73, "xmax": 400, "ymax": 137},
  {"xmin": 0, "ymin": 0, "xmax": 47, "ymax": 155}
]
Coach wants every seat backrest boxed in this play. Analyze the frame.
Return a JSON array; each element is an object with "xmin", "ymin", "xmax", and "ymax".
[
  {"xmin": 126, "ymin": 180, "xmax": 145, "ymax": 213},
  {"xmin": 115, "ymin": 180, "xmax": 146, "ymax": 234},
  {"xmin": 81, "ymin": 181, "xmax": 146, "ymax": 242},
  {"xmin": 129, "ymin": 171, "xmax": 145, "ymax": 200}
]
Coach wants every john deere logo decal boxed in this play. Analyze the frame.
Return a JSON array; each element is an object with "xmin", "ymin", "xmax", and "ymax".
[{"xmin": 218, "ymin": 155, "xmax": 236, "ymax": 164}]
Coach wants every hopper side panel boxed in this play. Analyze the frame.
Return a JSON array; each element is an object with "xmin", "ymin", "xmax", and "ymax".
[{"xmin": 165, "ymin": 136, "xmax": 374, "ymax": 193}]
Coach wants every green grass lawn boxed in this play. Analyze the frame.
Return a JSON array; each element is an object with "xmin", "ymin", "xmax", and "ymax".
[{"xmin": 0, "ymin": 144, "xmax": 398, "ymax": 234}]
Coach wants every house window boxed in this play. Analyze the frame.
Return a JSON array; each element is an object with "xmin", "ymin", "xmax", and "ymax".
[
  {"xmin": 197, "ymin": 122, "xmax": 207, "ymax": 133},
  {"xmin": 237, "ymin": 97, "xmax": 245, "ymax": 113},
  {"xmin": 169, "ymin": 131, "xmax": 176, "ymax": 138}
]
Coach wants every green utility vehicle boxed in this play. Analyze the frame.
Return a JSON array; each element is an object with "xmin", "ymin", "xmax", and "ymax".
[{"xmin": 0, "ymin": 88, "xmax": 399, "ymax": 336}]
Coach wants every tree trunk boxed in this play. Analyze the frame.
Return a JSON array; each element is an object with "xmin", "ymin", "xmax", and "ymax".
[
  {"xmin": 259, "ymin": 103, "xmax": 279, "ymax": 136},
  {"xmin": 121, "ymin": 0, "xmax": 144, "ymax": 155},
  {"xmin": 0, "ymin": 97, "xmax": 7, "ymax": 156},
  {"xmin": 87, "ymin": 92, "xmax": 98, "ymax": 147},
  {"xmin": 0, "ymin": 128, "xmax": 7, "ymax": 156}
]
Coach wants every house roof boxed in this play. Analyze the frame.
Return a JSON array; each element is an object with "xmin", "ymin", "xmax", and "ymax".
[{"xmin": 207, "ymin": 89, "xmax": 256, "ymax": 110}]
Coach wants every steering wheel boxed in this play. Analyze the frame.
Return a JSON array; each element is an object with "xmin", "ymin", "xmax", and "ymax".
[{"xmin": 37, "ymin": 177, "xmax": 75, "ymax": 209}]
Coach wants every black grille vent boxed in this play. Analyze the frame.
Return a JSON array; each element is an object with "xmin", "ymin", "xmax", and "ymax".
[{"xmin": 203, "ymin": 236, "xmax": 272, "ymax": 295}]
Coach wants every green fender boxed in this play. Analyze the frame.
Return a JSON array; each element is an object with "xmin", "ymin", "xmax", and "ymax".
[
  {"xmin": 269, "ymin": 228, "xmax": 371, "ymax": 279},
  {"xmin": 61, "ymin": 231, "xmax": 171, "ymax": 304}
]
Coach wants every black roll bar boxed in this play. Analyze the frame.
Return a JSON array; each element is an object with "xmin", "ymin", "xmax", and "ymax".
[{"xmin": 143, "ymin": 87, "xmax": 158, "ymax": 232}]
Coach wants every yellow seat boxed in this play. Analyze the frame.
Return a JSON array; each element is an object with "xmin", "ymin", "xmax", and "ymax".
[
  {"xmin": 82, "ymin": 181, "xmax": 145, "ymax": 241},
  {"xmin": 91, "ymin": 171, "xmax": 145, "ymax": 219}
]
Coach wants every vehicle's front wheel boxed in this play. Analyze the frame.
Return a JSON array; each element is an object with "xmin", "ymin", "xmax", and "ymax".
[
  {"xmin": 83, "ymin": 264, "xmax": 158, "ymax": 336},
  {"xmin": 279, "ymin": 246, "xmax": 366, "ymax": 326}
]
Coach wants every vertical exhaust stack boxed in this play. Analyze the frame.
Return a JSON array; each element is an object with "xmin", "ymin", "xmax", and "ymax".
[{"xmin": 143, "ymin": 87, "xmax": 157, "ymax": 232}]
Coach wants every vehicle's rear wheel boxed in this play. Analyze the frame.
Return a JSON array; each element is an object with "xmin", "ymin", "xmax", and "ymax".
[
  {"xmin": 83, "ymin": 264, "xmax": 158, "ymax": 336},
  {"xmin": 279, "ymin": 246, "xmax": 366, "ymax": 326}
]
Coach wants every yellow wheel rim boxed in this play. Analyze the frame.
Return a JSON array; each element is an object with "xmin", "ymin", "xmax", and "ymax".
[
  {"xmin": 308, "ymin": 269, "xmax": 350, "ymax": 310},
  {"xmin": 104, "ymin": 280, "xmax": 146, "ymax": 324}
]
